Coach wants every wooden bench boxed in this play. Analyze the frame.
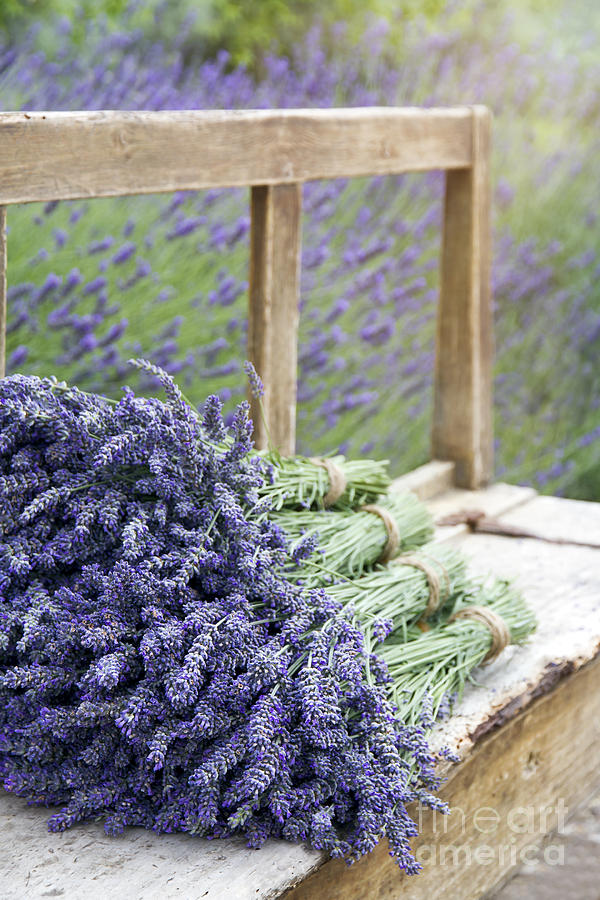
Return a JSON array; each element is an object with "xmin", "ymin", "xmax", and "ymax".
[{"xmin": 0, "ymin": 108, "xmax": 598, "ymax": 900}]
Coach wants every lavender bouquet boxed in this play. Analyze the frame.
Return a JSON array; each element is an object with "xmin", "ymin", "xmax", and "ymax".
[
  {"xmin": 0, "ymin": 362, "xmax": 535, "ymax": 873},
  {"xmin": 273, "ymin": 494, "xmax": 433, "ymax": 586},
  {"xmin": 259, "ymin": 452, "xmax": 391, "ymax": 511},
  {"xmin": 0, "ymin": 364, "xmax": 443, "ymax": 871},
  {"xmin": 378, "ymin": 579, "xmax": 537, "ymax": 726},
  {"xmin": 327, "ymin": 544, "xmax": 468, "ymax": 638},
  {"xmin": 245, "ymin": 360, "xmax": 391, "ymax": 512}
]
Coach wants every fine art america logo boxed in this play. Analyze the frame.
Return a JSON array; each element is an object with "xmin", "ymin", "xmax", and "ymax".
[{"xmin": 413, "ymin": 800, "xmax": 568, "ymax": 867}]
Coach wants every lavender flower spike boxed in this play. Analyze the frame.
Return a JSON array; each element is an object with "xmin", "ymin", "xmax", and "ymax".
[{"xmin": 244, "ymin": 361, "xmax": 265, "ymax": 399}]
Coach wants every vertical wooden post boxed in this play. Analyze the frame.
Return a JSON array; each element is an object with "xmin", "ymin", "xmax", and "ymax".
[
  {"xmin": 0, "ymin": 207, "xmax": 6, "ymax": 378},
  {"xmin": 248, "ymin": 183, "xmax": 302, "ymax": 455},
  {"xmin": 432, "ymin": 106, "xmax": 493, "ymax": 489}
]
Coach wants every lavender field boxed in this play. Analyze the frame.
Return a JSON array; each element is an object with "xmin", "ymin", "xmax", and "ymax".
[{"xmin": 3, "ymin": 4, "xmax": 600, "ymax": 497}]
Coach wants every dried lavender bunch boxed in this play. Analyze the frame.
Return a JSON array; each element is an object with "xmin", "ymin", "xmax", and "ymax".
[
  {"xmin": 258, "ymin": 452, "xmax": 391, "ymax": 511},
  {"xmin": 327, "ymin": 544, "xmax": 468, "ymax": 640},
  {"xmin": 0, "ymin": 363, "xmax": 442, "ymax": 872},
  {"xmin": 244, "ymin": 362, "xmax": 391, "ymax": 511},
  {"xmin": 273, "ymin": 492, "xmax": 434, "ymax": 586},
  {"xmin": 378, "ymin": 579, "xmax": 537, "ymax": 727}
]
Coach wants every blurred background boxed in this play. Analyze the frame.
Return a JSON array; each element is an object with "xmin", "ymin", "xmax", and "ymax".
[{"xmin": 1, "ymin": 0, "xmax": 599, "ymax": 497}]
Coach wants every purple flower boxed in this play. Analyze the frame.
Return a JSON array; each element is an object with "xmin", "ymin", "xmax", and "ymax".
[
  {"xmin": 7, "ymin": 346, "xmax": 28, "ymax": 370},
  {"xmin": 243, "ymin": 361, "xmax": 264, "ymax": 399},
  {"xmin": 111, "ymin": 242, "xmax": 137, "ymax": 265},
  {"xmin": 88, "ymin": 236, "xmax": 114, "ymax": 255},
  {"xmin": 83, "ymin": 276, "xmax": 107, "ymax": 296},
  {"xmin": 0, "ymin": 364, "xmax": 440, "ymax": 869}
]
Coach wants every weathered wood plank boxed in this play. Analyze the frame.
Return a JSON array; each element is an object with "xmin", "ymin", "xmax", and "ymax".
[
  {"xmin": 0, "ymin": 207, "xmax": 6, "ymax": 377},
  {"xmin": 429, "ymin": 482, "xmax": 537, "ymax": 543},
  {"xmin": 248, "ymin": 183, "xmax": 302, "ymax": 454},
  {"xmin": 391, "ymin": 459, "xmax": 455, "ymax": 500},
  {"xmin": 1, "ymin": 491, "xmax": 599, "ymax": 900},
  {"xmin": 428, "ymin": 482, "xmax": 536, "ymax": 521},
  {"xmin": 490, "ymin": 787, "xmax": 600, "ymax": 900},
  {"xmin": 432, "ymin": 106, "xmax": 493, "ymax": 489},
  {"xmin": 0, "ymin": 789, "xmax": 323, "ymax": 900},
  {"xmin": 0, "ymin": 108, "xmax": 473, "ymax": 205},
  {"xmin": 286, "ymin": 655, "xmax": 600, "ymax": 900}
]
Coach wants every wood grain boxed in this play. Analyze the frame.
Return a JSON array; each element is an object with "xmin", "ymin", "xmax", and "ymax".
[
  {"xmin": 248, "ymin": 183, "xmax": 302, "ymax": 454},
  {"xmin": 285, "ymin": 653, "xmax": 600, "ymax": 900},
  {"xmin": 432, "ymin": 106, "xmax": 493, "ymax": 489},
  {"xmin": 0, "ymin": 207, "xmax": 6, "ymax": 378},
  {"xmin": 391, "ymin": 460, "xmax": 456, "ymax": 500},
  {"xmin": 0, "ymin": 108, "xmax": 473, "ymax": 205}
]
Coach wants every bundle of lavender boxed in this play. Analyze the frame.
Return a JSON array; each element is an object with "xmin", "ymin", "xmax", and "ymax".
[
  {"xmin": 259, "ymin": 451, "xmax": 391, "ymax": 511},
  {"xmin": 0, "ymin": 363, "xmax": 442, "ymax": 871},
  {"xmin": 327, "ymin": 545, "xmax": 467, "ymax": 637},
  {"xmin": 246, "ymin": 360, "xmax": 391, "ymax": 512},
  {"xmin": 246, "ymin": 365, "xmax": 431, "ymax": 585},
  {"xmin": 378, "ymin": 578, "xmax": 537, "ymax": 726},
  {"xmin": 0, "ymin": 361, "xmax": 535, "ymax": 875},
  {"xmin": 274, "ymin": 494, "xmax": 434, "ymax": 586}
]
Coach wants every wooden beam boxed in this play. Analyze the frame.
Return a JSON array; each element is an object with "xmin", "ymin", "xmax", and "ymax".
[
  {"xmin": 0, "ymin": 207, "xmax": 6, "ymax": 378},
  {"xmin": 0, "ymin": 108, "xmax": 473, "ymax": 205},
  {"xmin": 432, "ymin": 106, "xmax": 493, "ymax": 489},
  {"xmin": 248, "ymin": 183, "xmax": 302, "ymax": 455},
  {"xmin": 285, "ymin": 653, "xmax": 600, "ymax": 900}
]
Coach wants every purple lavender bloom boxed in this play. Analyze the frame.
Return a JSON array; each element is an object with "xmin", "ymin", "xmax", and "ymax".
[
  {"xmin": 32, "ymin": 273, "xmax": 62, "ymax": 305},
  {"xmin": 7, "ymin": 346, "xmax": 28, "ymax": 370},
  {"xmin": 83, "ymin": 276, "xmax": 107, "ymax": 296},
  {"xmin": 167, "ymin": 216, "xmax": 207, "ymax": 240},
  {"xmin": 111, "ymin": 242, "xmax": 137, "ymax": 265},
  {"xmin": 243, "ymin": 361, "xmax": 265, "ymax": 399},
  {"xmin": 61, "ymin": 268, "xmax": 83, "ymax": 297},
  {"xmin": 69, "ymin": 208, "xmax": 86, "ymax": 225},
  {"xmin": 0, "ymin": 364, "xmax": 442, "ymax": 870},
  {"xmin": 87, "ymin": 236, "xmax": 115, "ymax": 255},
  {"xmin": 53, "ymin": 228, "xmax": 69, "ymax": 248}
]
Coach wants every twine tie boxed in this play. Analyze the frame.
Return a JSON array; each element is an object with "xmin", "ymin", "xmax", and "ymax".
[
  {"xmin": 309, "ymin": 457, "xmax": 347, "ymax": 507},
  {"xmin": 395, "ymin": 554, "xmax": 450, "ymax": 616},
  {"xmin": 449, "ymin": 605, "xmax": 511, "ymax": 663},
  {"xmin": 360, "ymin": 504, "xmax": 400, "ymax": 564}
]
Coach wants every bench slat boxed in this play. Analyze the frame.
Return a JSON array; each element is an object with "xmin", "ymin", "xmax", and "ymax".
[
  {"xmin": 0, "ymin": 208, "xmax": 5, "ymax": 377},
  {"xmin": 433, "ymin": 106, "xmax": 493, "ymax": 489},
  {"xmin": 0, "ymin": 108, "xmax": 473, "ymax": 205},
  {"xmin": 248, "ymin": 183, "xmax": 302, "ymax": 454}
]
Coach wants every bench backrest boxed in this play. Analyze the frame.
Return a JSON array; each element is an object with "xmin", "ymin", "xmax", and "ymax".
[{"xmin": 0, "ymin": 106, "xmax": 492, "ymax": 488}]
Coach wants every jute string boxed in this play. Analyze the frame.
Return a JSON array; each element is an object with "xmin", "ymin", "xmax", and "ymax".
[
  {"xmin": 436, "ymin": 508, "xmax": 600, "ymax": 550},
  {"xmin": 395, "ymin": 554, "xmax": 450, "ymax": 616},
  {"xmin": 309, "ymin": 457, "xmax": 347, "ymax": 507},
  {"xmin": 360, "ymin": 504, "xmax": 400, "ymax": 564},
  {"xmin": 448, "ymin": 605, "xmax": 511, "ymax": 663}
]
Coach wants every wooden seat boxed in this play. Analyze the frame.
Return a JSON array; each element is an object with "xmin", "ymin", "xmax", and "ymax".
[
  {"xmin": 0, "ymin": 108, "xmax": 598, "ymax": 899},
  {"xmin": 2, "ymin": 476, "xmax": 599, "ymax": 899}
]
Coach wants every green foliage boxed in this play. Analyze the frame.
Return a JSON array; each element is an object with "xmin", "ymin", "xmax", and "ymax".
[
  {"xmin": 191, "ymin": 0, "xmax": 447, "ymax": 66},
  {"xmin": 0, "ymin": 0, "xmax": 131, "ymax": 37},
  {"xmin": 0, "ymin": 0, "xmax": 447, "ymax": 66},
  {"xmin": 0, "ymin": 0, "xmax": 46, "ymax": 31}
]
